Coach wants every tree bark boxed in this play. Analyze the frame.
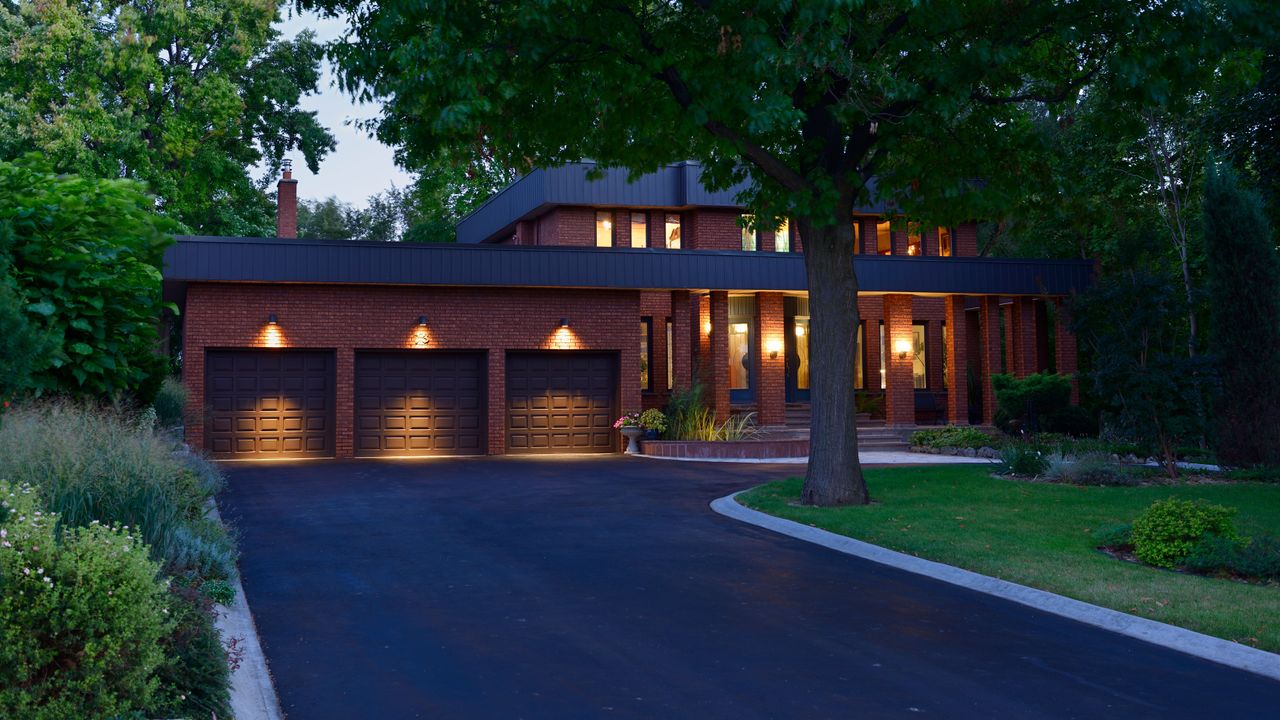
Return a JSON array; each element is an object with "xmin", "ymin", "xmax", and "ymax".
[{"xmin": 798, "ymin": 215, "xmax": 869, "ymax": 506}]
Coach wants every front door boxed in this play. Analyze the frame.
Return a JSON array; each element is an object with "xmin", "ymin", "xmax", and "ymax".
[{"xmin": 785, "ymin": 297, "xmax": 811, "ymax": 403}]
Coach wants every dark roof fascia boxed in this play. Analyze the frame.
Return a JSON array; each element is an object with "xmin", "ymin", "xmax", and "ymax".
[{"xmin": 164, "ymin": 235, "xmax": 1091, "ymax": 297}]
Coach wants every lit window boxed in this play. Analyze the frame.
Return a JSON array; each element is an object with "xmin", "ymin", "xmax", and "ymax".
[
  {"xmin": 775, "ymin": 219, "xmax": 791, "ymax": 253},
  {"xmin": 876, "ymin": 221, "xmax": 891, "ymax": 255},
  {"xmin": 941, "ymin": 321, "xmax": 948, "ymax": 389},
  {"xmin": 640, "ymin": 318, "xmax": 652, "ymax": 391},
  {"xmin": 852, "ymin": 220, "xmax": 862, "ymax": 254},
  {"xmin": 665, "ymin": 213, "xmax": 681, "ymax": 249},
  {"xmin": 913, "ymin": 322, "xmax": 927, "ymax": 389},
  {"xmin": 879, "ymin": 322, "xmax": 885, "ymax": 389},
  {"xmin": 855, "ymin": 322, "xmax": 864, "ymax": 390},
  {"xmin": 741, "ymin": 214, "xmax": 756, "ymax": 251},
  {"xmin": 729, "ymin": 322, "xmax": 750, "ymax": 390},
  {"xmin": 596, "ymin": 210, "xmax": 613, "ymax": 248},
  {"xmin": 939, "ymin": 227, "xmax": 953, "ymax": 257},
  {"xmin": 631, "ymin": 212, "xmax": 647, "ymax": 248},
  {"xmin": 907, "ymin": 222, "xmax": 922, "ymax": 256},
  {"xmin": 665, "ymin": 319, "xmax": 674, "ymax": 391}
]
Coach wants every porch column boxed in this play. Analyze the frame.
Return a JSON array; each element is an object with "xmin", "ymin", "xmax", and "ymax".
[
  {"xmin": 486, "ymin": 350, "xmax": 506, "ymax": 454},
  {"xmin": 709, "ymin": 291, "xmax": 730, "ymax": 419},
  {"xmin": 696, "ymin": 294, "xmax": 711, "ymax": 384},
  {"xmin": 335, "ymin": 348, "xmax": 354, "ymax": 458},
  {"xmin": 755, "ymin": 292, "xmax": 786, "ymax": 426},
  {"xmin": 1009, "ymin": 297, "xmax": 1039, "ymax": 377},
  {"xmin": 670, "ymin": 290, "xmax": 692, "ymax": 391},
  {"xmin": 979, "ymin": 296, "xmax": 1003, "ymax": 424},
  {"xmin": 883, "ymin": 294, "xmax": 915, "ymax": 426},
  {"xmin": 944, "ymin": 295, "xmax": 969, "ymax": 425},
  {"xmin": 1053, "ymin": 298, "xmax": 1081, "ymax": 404}
]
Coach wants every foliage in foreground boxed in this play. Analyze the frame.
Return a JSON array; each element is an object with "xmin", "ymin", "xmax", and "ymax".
[
  {"xmin": 910, "ymin": 426, "xmax": 997, "ymax": 450},
  {"xmin": 991, "ymin": 372, "xmax": 1073, "ymax": 434},
  {"xmin": 1131, "ymin": 498, "xmax": 1238, "ymax": 569}
]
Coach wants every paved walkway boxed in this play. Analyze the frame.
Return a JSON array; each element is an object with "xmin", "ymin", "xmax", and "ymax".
[{"xmin": 220, "ymin": 457, "xmax": 1279, "ymax": 719}]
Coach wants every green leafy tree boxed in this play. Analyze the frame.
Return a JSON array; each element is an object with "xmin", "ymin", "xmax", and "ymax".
[
  {"xmin": 0, "ymin": 159, "xmax": 178, "ymax": 401},
  {"xmin": 402, "ymin": 150, "xmax": 519, "ymax": 242},
  {"xmin": 0, "ymin": 222, "xmax": 48, "ymax": 405},
  {"xmin": 0, "ymin": 1, "xmax": 335, "ymax": 235},
  {"xmin": 307, "ymin": 0, "xmax": 1269, "ymax": 504},
  {"xmin": 1203, "ymin": 161, "xmax": 1280, "ymax": 467},
  {"xmin": 298, "ymin": 196, "xmax": 362, "ymax": 240}
]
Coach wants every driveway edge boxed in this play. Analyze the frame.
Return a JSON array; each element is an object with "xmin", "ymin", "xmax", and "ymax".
[{"xmin": 711, "ymin": 491, "xmax": 1280, "ymax": 682}]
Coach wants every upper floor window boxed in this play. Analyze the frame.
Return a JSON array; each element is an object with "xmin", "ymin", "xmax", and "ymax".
[
  {"xmin": 665, "ymin": 213, "xmax": 681, "ymax": 249},
  {"xmin": 631, "ymin": 212, "xmax": 647, "ymax": 248},
  {"xmin": 741, "ymin": 214, "xmax": 756, "ymax": 251},
  {"xmin": 776, "ymin": 219, "xmax": 791, "ymax": 253},
  {"xmin": 595, "ymin": 210, "xmax": 613, "ymax": 248},
  {"xmin": 939, "ymin": 227, "xmax": 953, "ymax": 257},
  {"xmin": 876, "ymin": 221, "xmax": 891, "ymax": 255},
  {"xmin": 907, "ymin": 222, "xmax": 922, "ymax": 256}
]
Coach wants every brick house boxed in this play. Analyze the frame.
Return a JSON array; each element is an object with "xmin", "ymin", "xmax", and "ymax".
[{"xmin": 163, "ymin": 161, "xmax": 1090, "ymax": 459}]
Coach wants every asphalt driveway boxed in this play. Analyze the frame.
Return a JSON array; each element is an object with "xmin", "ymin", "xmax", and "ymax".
[{"xmin": 219, "ymin": 457, "xmax": 1280, "ymax": 718}]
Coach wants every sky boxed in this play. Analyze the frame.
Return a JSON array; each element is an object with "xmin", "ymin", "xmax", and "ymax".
[{"xmin": 264, "ymin": 11, "xmax": 415, "ymax": 208}]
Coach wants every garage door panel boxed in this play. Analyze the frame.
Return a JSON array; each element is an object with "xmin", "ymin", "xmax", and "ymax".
[
  {"xmin": 205, "ymin": 350, "xmax": 334, "ymax": 459},
  {"xmin": 506, "ymin": 352, "xmax": 617, "ymax": 454},
  {"xmin": 354, "ymin": 351, "xmax": 485, "ymax": 457}
]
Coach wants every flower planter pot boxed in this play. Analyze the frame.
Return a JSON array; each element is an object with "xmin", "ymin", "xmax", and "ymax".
[{"xmin": 620, "ymin": 426, "xmax": 645, "ymax": 455}]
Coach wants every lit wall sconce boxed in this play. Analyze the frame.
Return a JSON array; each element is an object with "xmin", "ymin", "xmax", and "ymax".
[
  {"xmin": 559, "ymin": 317, "xmax": 570, "ymax": 328},
  {"xmin": 267, "ymin": 313, "xmax": 278, "ymax": 325},
  {"xmin": 703, "ymin": 321, "xmax": 712, "ymax": 335},
  {"xmin": 794, "ymin": 325, "xmax": 805, "ymax": 337},
  {"xmin": 893, "ymin": 337, "xmax": 912, "ymax": 360},
  {"xmin": 765, "ymin": 338, "xmax": 783, "ymax": 359},
  {"xmin": 731, "ymin": 322, "xmax": 749, "ymax": 334}
]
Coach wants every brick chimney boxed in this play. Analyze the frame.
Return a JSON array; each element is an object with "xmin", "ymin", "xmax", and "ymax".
[{"xmin": 276, "ymin": 159, "xmax": 298, "ymax": 238}]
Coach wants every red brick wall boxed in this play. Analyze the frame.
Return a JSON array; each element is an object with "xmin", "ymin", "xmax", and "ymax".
[
  {"xmin": 276, "ymin": 178, "xmax": 297, "ymax": 239},
  {"xmin": 670, "ymin": 290, "xmax": 692, "ymax": 392},
  {"xmin": 1009, "ymin": 297, "xmax": 1039, "ymax": 377},
  {"xmin": 979, "ymin": 296, "xmax": 1003, "ymax": 423},
  {"xmin": 182, "ymin": 283, "xmax": 641, "ymax": 457},
  {"xmin": 709, "ymin": 291, "xmax": 730, "ymax": 419},
  {"xmin": 1053, "ymin": 298, "xmax": 1080, "ymax": 404},
  {"xmin": 944, "ymin": 296, "xmax": 969, "ymax": 424},
  {"xmin": 755, "ymin": 293, "xmax": 785, "ymax": 425},
  {"xmin": 534, "ymin": 207, "xmax": 595, "ymax": 246},
  {"xmin": 639, "ymin": 291, "xmax": 673, "ymax": 408},
  {"xmin": 883, "ymin": 294, "xmax": 915, "ymax": 425},
  {"xmin": 954, "ymin": 222, "xmax": 979, "ymax": 256},
  {"xmin": 858, "ymin": 295, "xmax": 883, "ymax": 391},
  {"xmin": 686, "ymin": 209, "xmax": 744, "ymax": 251}
]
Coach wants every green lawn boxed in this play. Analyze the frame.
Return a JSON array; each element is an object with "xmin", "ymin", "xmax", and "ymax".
[{"xmin": 738, "ymin": 466, "xmax": 1280, "ymax": 652}]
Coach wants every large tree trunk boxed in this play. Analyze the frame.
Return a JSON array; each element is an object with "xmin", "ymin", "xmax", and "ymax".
[{"xmin": 798, "ymin": 215, "xmax": 868, "ymax": 506}]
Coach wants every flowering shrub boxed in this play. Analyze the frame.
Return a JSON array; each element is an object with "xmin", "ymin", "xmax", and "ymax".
[
  {"xmin": 638, "ymin": 409, "xmax": 667, "ymax": 433},
  {"xmin": 612, "ymin": 412, "xmax": 641, "ymax": 429},
  {"xmin": 0, "ymin": 482, "xmax": 172, "ymax": 719}
]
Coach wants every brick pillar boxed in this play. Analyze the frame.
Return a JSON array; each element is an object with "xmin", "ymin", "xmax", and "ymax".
[
  {"xmin": 709, "ymin": 291, "xmax": 730, "ymax": 419},
  {"xmin": 183, "ymin": 347, "xmax": 206, "ymax": 452},
  {"xmin": 756, "ymin": 292, "xmax": 786, "ymax": 426},
  {"xmin": 979, "ymin": 296, "xmax": 1002, "ymax": 424},
  {"xmin": 670, "ymin": 291, "xmax": 692, "ymax": 391},
  {"xmin": 1010, "ymin": 297, "xmax": 1038, "ymax": 377},
  {"xmin": 883, "ymin": 294, "xmax": 915, "ymax": 426},
  {"xmin": 276, "ymin": 164, "xmax": 298, "ymax": 239},
  {"xmin": 1053, "ymin": 298, "xmax": 1080, "ymax": 405},
  {"xmin": 334, "ymin": 347, "xmax": 354, "ymax": 458},
  {"xmin": 487, "ymin": 350, "xmax": 506, "ymax": 454},
  {"xmin": 945, "ymin": 296, "xmax": 969, "ymax": 425},
  {"xmin": 696, "ymin": 294, "xmax": 711, "ymax": 384},
  {"xmin": 1035, "ymin": 300, "xmax": 1052, "ymax": 372}
]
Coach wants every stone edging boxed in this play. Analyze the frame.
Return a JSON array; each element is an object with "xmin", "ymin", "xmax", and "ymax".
[{"xmin": 710, "ymin": 491, "xmax": 1280, "ymax": 682}]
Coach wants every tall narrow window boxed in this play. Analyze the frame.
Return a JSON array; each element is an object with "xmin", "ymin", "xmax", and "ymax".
[
  {"xmin": 665, "ymin": 213, "xmax": 681, "ymax": 249},
  {"xmin": 741, "ymin": 214, "xmax": 756, "ymax": 251},
  {"xmin": 852, "ymin": 220, "xmax": 862, "ymax": 254},
  {"xmin": 876, "ymin": 221, "xmax": 892, "ymax": 255},
  {"xmin": 631, "ymin": 212, "xmax": 648, "ymax": 248},
  {"xmin": 854, "ymin": 322, "xmax": 865, "ymax": 390},
  {"xmin": 913, "ymin": 322, "xmax": 927, "ymax": 389},
  {"xmin": 939, "ymin": 227, "xmax": 953, "ymax": 257},
  {"xmin": 640, "ymin": 318, "xmax": 653, "ymax": 391},
  {"xmin": 795, "ymin": 314, "xmax": 810, "ymax": 390},
  {"xmin": 729, "ymin": 322, "xmax": 751, "ymax": 390},
  {"xmin": 879, "ymin": 321, "xmax": 886, "ymax": 389},
  {"xmin": 941, "ymin": 321, "xmax": 949, "ymax": 389},
  {"xmin": 665, "ymin": 319, "xmax": 674, "ymax": 391},
  {"xmin": 775, "ymin": 219, "xmax": 791, "ymax": 253},
  {"xmin": 596, "ymin": 210, "xmax": 613, "ymax": 248},
  {"xmin": 907, "ymin": 222, "xmax": 922, "ymax": 256}
]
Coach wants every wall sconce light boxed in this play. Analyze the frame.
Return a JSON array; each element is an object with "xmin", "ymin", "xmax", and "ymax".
[
  {"xmin": 731, "ymin": 322, "xmax": 749, "ymax": 334},
  {"xmin": 893, "ymin": 337, "xmax": 913, "ymax": 360},
  {"xmin": 794, "ymin": 325, "xmax": 805, "ymax": 338},
  {"xmin": 559, "ymin": 317, "xmax": 570, "ymax": 328},
  {"xmin": 703, "ymin": 321, "xmax": 712, "ymax": 335},
  {"xmin": 267, "ymin": 313, "xmax": 278, "ymax": 325},
  {"xmin": 765, "ymin": 338, "xmax": 783, "ymax": 359}
]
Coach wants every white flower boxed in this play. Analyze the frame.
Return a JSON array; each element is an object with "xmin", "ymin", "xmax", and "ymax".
[
  {"xmin": 0, "ymin": 529, "xmax": 6, "ymax": 538},
  {"xmin": 35, "ymin": 567, "xmax": 43, "ymax": 575},
  {"xmin": 22, "ymin": 567, "xmax": 30, "ymax": 575}
]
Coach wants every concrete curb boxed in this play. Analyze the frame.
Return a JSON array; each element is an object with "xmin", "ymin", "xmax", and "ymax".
[
  {"xmin": 711, "ymin": 491, "xmax": 1280, "ymax": 682},
  {"xmin": 208, "ymin": 503, "xmax": 285, "ymax": 720},
  {"xmin": 640, "ymin": 452, "xmax": 996, "ymax": 465}
]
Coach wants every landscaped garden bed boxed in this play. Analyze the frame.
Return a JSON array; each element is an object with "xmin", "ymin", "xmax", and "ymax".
[{"xmin": 738, "ymin": 465, "xmax": 1280, "ymax": 652}]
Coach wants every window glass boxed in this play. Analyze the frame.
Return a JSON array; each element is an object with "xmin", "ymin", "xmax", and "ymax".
[
  {"xmin": 775, "ymin": 219, "xmax": 791, "ymax": 253},
  {"xmin": 631, "ymin": 212, "xmax": 647, "ymax": 248},
  {"xmin": 876, "ymin": 221, "xmax": 892, "ymax": 255},
  {"xmin": 854, "ymin": 322, "xmax": 864, "ymax": 390},
  {"xmin": 879, "ymin": 321, "xmax": 885, "ymax": 389},
  {"xmin": 729, "ymin": 322, "xmax": 751, "ymax": 390},
  {"xmin": 640, "ymin": 318, "xmax": 652, "ymax": 391},
  {"xmin": 852, "ymin": 220, "xmax": 862, "ymax": 254},
  {"xmin": 907, "ymin": 222, "xmax": 922, "ymax": 256},
  {"xmin": 665, "ymin": 213, "xmax": 681, "ymax": 249},
  {"xmin": 939, "ymin": 226, "xmax": 953, "ymax": 257},
  {"xmin": 913, "ymin": 323, "xmax": 927, "ymax": 389},
  {"xmin": 666, "ymin": 319, "xmax": 674, "ymax": 390},
  {"xmin": 596, "ymin": 210, "xmax": 613, "ymax": 248},
  {"xmin": 741, "ymin": 214, "xmax": 756, "ymax": 251},
  {"xmin": 942, "ymin": 321, "xmax": 948, "ymax": 389},
  {"xmin": 795, "ymin": 315, "xmax": 810, "ymax": 390}
]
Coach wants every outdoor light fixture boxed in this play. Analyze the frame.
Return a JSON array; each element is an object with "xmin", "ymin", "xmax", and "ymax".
[
  {"xmin": 893, "ymin": 337, "xmax": 913, "ymax": 360},
  {"xmin": 704, "ymin": 321, "xmax": 712, "ymax": 335},
  {"xmin": 559, "ymin": 317, "xmax": 570, "ymax": 328},
  {"xmin": 267, "ymin": 313, "xmax": 278, "ymax": 325},
  {"xmin": 765, "ymin": 338, "xmax": 783, "ymax": 359},
  {"xmin": 731, "ymin": 322, "xmax": 749, "ymax": 334},
  {"xmin": 794, "ymin": 325, "xmax": 805, "ymax": 337},
  {"xmin": 417, "ymin": 315, "xmax": 428, "ymax": 326}
]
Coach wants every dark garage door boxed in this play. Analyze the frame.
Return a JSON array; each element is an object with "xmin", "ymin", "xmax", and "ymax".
[
  {"xmin": 506, "ymin": 352, "xmax": 617, "ymax": 454},
  {"xmin": 354, "ymin": 352, "xmax": 485, "ymax": 457},
  {"xmin": 205, "ymin": 350, "xmax": 335, "ymax": 459}
]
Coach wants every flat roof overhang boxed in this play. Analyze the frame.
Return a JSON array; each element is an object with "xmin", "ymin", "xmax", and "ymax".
[{"xmin": 163, "ymin": 236, "xmax": 1092, "ymax": 300}]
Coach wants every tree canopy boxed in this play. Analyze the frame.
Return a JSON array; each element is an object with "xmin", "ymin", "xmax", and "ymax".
[
  {"xmin": 305, "ymin": 0, "xmax": 1276, "ymax": 502},
  {"xmin": 0, "ymin": 1, "xmax": 335, "ymax": 235}
]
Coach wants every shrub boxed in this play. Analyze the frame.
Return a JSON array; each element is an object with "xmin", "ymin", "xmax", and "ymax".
[
  {"xmin": 1222, "ymin": 466, "xmax": 1280, "ymax": 483},
  {"xmin": 1183, "ymin": 533, "xmax": 1246, "ymax": 576},
  {"xmin": 1044, "ymin": 405, "xmax": 1098, "ymax": 437},
  {"xmin": 152, "ymin": 592, "xmax": 232, "ymax": 719},
  {"xmin": 1229, "ymin": 534, "xmax": 1280, "ymax": 580},
  {"xmin": 991, "ymin": 372, "xmax": 1073, "ymax": 433},
  {"xmin": 719, "ymin": 411, "xmax": 760, "ymax": 441},
  {"xmin": 999, "ymin": 444, "xmax": 1050, "ymax": 476},
  {"xmin": 1044, "ymin": 452, "xmax": 1143, "ymax": 486},
  {"xmin": 200, "ymin": 578, "xmax": 237, "ymax": 606},
  {"xmin": 1092, "ymin": 523, "xmax": 1134, "ymax": 550},
  {"xmin": 663, "ymin": 382, "xmax": 705, "ymax": 440},
  {"xmin": 638, "ymin": 408, "xmax": 667, "ymax": 433},
  {"xmin": 0, "ymin": 483, "xmax": 172, "ymax": 718},
  {"xmin": 153, "ymin": 376, "xmax": 187, "ymax": 429},
  {"xmin": 1131, "ymin": 498, "xmax": 1238, "ymax": 569},
  {"xmin": 910, "ymin": 425, "xmax": 996, "ymax": 450}
]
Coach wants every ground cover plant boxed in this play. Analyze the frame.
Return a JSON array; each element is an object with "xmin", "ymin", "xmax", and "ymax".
[
  {"xmin": 910, "ymin": 426, "xmax": 999, "ymax": 450},
  {"xmin": 739, "ymin": 466, "xmax": 1280, "ymax": 651}
]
